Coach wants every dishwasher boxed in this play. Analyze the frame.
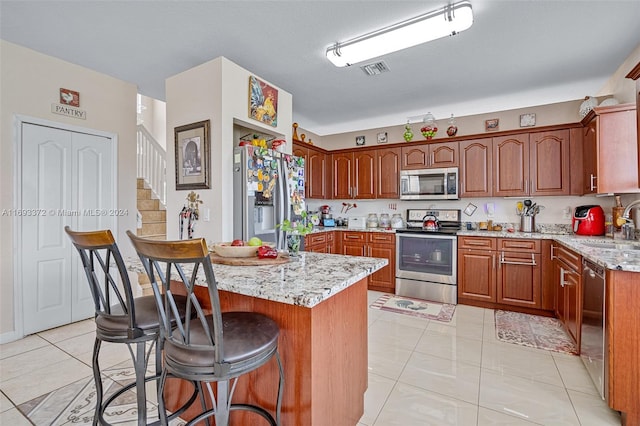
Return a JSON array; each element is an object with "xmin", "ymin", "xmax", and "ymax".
[{"xmin": 580, "ymin": 259, "xmax": 607, "ymax": 401}]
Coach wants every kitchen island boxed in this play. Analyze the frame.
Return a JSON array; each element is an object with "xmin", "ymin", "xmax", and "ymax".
[{"xmin": 128, "ymin": 251, "xmax": 387, "ymax": 426}]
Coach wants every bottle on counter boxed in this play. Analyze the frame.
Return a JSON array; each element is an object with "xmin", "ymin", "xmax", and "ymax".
[
  {"xmin": 366, "ymin": 213, "xmax": 379, "ymax": 228},
  {"xmin": 612, "ymin": 196, "xmax": 624, "ymax": 230}
]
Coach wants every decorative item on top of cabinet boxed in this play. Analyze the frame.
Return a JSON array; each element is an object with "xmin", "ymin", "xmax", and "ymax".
[
  {"xmin": 403, "ymin": 121, "xmax": 414, "ymax": 142},
  {"xmin": 292, "ymin": 122, "xmax": 299, "ymax": 140},
  {"xmin": 581, "ymin": 103, "xmax": 638, "ymax": 194},
  {"xmin": 446, "ymin": 114, "xmax": 458, "ymax": 137},
  {"xmin": 420, "ymin": 112, "xmax": 438, "ymax": 140}
]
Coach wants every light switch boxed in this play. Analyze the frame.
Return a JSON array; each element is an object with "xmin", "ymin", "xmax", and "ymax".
[
  {"xmin": 485, "ymin": 203, "xmax": 495, "ymax": 217},
  {"xmin": 203, "ymin": 208, "xmax": 210, "ymax": 222}
]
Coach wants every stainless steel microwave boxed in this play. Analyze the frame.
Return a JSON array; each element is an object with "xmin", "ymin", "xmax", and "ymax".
[{"xmin": 399, "ymin": 167, "xmax": 459, "ymax": 200}]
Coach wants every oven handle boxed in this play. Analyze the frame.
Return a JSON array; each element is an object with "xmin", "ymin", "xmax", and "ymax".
[{"xmin": 499, "ymin": 252, "xmax": 537, "ymax": 266}]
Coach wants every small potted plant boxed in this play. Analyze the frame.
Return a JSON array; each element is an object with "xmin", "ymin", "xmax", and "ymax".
[{"xmin": 277, "ymin": 211, "xmax": 314, "ymax": 256}]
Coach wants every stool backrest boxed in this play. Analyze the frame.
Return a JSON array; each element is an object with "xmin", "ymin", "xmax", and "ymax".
[
  {"xmin": 64, "ymin": 226, "xmax": 140, "ymax": 336},
  {"xmin": 127, "ymin": 232, "xmax": 226, "ymax": 367}
]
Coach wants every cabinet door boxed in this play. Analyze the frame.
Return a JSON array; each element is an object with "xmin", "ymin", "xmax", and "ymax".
[
  {"xmin": 369, "ymin": 243, "xmax": 396, "ymax": 292},
  {"xmin": 353, "ymin": 150, "xmax": 376, "ymax": 199},
  {"xmin": 377, "ymin": 148, "xmax": 400, "ymax": 198},
  {"xmin": 563, "ymin": 267, "xmax": 581, "ymax": 346},
  {"xmin": 342, "ymin": 232, "xmax": 367, "ymax": 256},
  {"xmin": 332, "ymin": 153, "xmax": 352, "ymax": 199},
  {"xmin": 458, "ymin": 249, "xmax": 496, "ymax": 302},
  {"xmin": 496, "ymin": 251, "xmax": 541, "ymax": 308},
  {"xmin": 430, "ymin": 142, "xmax": 459, "ymax": 167},
  {"xmin": 293, "ymin": 143, "xmax": 309, "ymax": 198},
  {"xmin": 401, "ymin": 145, "xmax": 429, "ymax": 170},
  {"xmin": 597, "ymin": 107, "xmax": 638, "ymax": 193},
  {"xmin": 493, "ymin": 134, "xmax": 530, "ymax": 196},
  {"xmin": 582, "ymin": 120, "xmax": 598, "ymax": 194},
  {"xmin": 308, "ymin": 148, "xmax": 326, "ymax": 199},
  {"xmin": 530, "ymin": 130, "xmax": 570, "ymax": 195},
  {"xmin": 459, "ymin": 138, "xmax": 492, "ymax": 197}
]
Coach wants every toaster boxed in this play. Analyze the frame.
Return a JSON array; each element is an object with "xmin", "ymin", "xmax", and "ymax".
[{"xmin": 572, "ymin": 205, "xmax": 605, "ymax": 236}]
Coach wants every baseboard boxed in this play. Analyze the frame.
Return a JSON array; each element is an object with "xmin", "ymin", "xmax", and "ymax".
[{"xmin": 0, "ymin": 329, "xmax": 23, "ymax": 344}]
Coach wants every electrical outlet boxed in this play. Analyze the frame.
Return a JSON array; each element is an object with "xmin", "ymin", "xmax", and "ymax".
[{"xmin": 486, "ymin": 202, "xmax": 495, "ymax": 218}]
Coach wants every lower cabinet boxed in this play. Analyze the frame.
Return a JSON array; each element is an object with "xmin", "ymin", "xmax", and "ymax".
[
  {"xmin": 458, "ymin": 236, "xmax": 544, "ymax": 311},
  {"xmin": 305, "ymin": 231, "xmax": 337, "ymax": 253},
  {"xmin": 552, "ymin": 243, "xmax": 582, "ymax": 347},
  {"xmin": 342, "ymin": 231, "xmax": 396, "ymax": 293}
]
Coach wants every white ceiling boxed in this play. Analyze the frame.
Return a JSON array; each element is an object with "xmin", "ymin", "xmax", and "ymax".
[{"xmin": 1, "ymin": 1, "xmax": 639, "ymax": 135}]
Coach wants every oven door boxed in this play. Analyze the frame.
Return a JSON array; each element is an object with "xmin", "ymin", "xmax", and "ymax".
[{"xmin": 395, "ymin": 232, "xmax": 457, "ymax": 284}]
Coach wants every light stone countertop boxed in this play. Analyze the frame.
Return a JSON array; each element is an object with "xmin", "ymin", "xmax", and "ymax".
[{"xmin": 127, "ymin": 252, "xmax": 388, "ymax": 308}]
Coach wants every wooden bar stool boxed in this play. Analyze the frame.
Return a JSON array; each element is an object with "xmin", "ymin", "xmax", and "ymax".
[
  {"xmin": 65, "ymin": 227, "xmax": 196, "ymax": 425},
  {"xmin": 127, "ymin": 231, "xmax": 284, "ymax": 426}
]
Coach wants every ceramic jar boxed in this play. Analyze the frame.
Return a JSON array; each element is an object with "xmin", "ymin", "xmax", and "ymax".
[
  {"xmin": 379, "ymin": 213, "xmax": 391, "ymax": 228},
  {"xmin": 391, "ymin": 213, "xmax": 404, "ymax": 229},
  {"xmin": 366, "ymin": 213, "xmax": 379, "ymax": 228}
]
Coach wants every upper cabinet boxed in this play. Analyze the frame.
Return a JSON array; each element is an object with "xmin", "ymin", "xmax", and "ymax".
[
  {"xmin": 332, "ymin": 150, "xmax": 376, "ymax": 199},
  {"xmin": 493, "ymin": 134, "xmax": 530, "ymax": 197},
  {"xmin": 581, "ymin": 104, "xmax": 638, "ymax": 194},
  {"xmin": 293, "ymin": 141, "xmax": 330, "ymax": 200},
  {"xmin": 401, "ymin": 141, "xmax": 458, "ymax": 170},
  {"xmin": 377, "ymin": 147, "xmax": 401, "ymax": 199},
  {"xmin": 459, "ymin": 138, "xmax": 493, "ymax": 198}
]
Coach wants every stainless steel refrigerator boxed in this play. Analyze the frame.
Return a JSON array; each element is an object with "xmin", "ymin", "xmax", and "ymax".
[{"xmin": 233, "ymin": 146, "xmax": 305, "ymax": 250}]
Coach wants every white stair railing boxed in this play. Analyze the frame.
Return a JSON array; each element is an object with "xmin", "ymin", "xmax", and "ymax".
[{"xmin": 136, "ymin": 125, "xmax": 166, "ymax": 206}]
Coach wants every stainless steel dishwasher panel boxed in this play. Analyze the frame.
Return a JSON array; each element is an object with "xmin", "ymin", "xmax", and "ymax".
[{"xmin": 580, "ymin": 259, "xmax": 607, "ymax": 401}]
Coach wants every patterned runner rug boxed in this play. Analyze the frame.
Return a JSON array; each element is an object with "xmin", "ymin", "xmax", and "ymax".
[
  {"xmin": 495, "ymin": 310, "xmax": 578, "ymax": 355},
  {"xmin": 370, "ymin": 294, "xmax": 456, "ymax": 322}
]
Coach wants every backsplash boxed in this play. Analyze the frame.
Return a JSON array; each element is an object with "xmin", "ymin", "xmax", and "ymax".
[{"xmin": 307, "ymin": 195, "xmax": 620, "ymax": 227}]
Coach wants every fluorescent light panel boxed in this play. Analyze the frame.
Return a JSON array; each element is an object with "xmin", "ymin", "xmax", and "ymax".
[{"xmin": 326, "ymin": 1, "xmax": 473, "ymax": 67}]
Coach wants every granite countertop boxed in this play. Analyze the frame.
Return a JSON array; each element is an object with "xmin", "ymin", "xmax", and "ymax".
[
  {"xmin": 309, "ymin": 226, "xmax": 396, "ymax": 234},
  {"xmin": 127, "ymin": 252, "xmax": 388, "ymax": 308},
  {"xmin": 457, "ymin": 230, "xmax": 640, "ymax": 272}
]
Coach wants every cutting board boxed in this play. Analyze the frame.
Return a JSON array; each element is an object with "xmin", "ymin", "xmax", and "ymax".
[{"xmin": 209, "ymin": 252, "xmax": 290, "ymax": 266}]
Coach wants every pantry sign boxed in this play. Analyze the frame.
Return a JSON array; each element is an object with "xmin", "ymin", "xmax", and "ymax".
[{"xmin": 51, "ymin": 87, "xmax": 86, "ymax": 119}]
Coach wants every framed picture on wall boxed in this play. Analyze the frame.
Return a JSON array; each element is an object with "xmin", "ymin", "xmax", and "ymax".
[
  {"xmin": 485, "ymin": 118, "xmax": 500, "ymax": 132},
  {"xmin": 174, "ymin": 120, "xmax": 211, "ymax": 190},
  {"xmin": 249, "ymin": 76, "xmax": 278, "ymax": 127},
  {"xmin": 355, "ymin": 135, "xmax": 365, "ymax": 146}
]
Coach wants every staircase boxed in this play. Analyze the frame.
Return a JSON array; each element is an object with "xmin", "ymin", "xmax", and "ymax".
[{"xmin": 137, "ymin": 178, "xmax": 167, "ymax": 240}]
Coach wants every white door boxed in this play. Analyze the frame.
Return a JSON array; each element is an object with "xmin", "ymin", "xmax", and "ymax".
[{"xmin": 21, "ymin": 123, "xmax": 115, "ymax": 334}]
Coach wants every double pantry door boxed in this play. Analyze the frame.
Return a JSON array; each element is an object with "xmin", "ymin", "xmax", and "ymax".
[{"xmin": 20, "ymin": 122, "xmax": 115, "ymax": 334}]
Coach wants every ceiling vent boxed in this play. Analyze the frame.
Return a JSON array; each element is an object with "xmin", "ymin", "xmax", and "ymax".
[{"xmin": 360, "ymin": 61, "xmax": 390, "ymax": 76}]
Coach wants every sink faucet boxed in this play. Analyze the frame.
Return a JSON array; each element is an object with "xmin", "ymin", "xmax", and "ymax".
[{"xmin": 621, "ymin": 198, "xmax": 640, "ymax": 221}]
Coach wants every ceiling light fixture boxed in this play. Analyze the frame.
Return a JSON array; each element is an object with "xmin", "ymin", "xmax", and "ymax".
[{"xmin": 326, "ymin": 0, "xmax": 473, "ymax": 67}]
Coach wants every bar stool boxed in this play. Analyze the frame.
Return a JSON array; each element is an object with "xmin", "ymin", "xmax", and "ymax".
[
  {"xmin": 127, "ymin": 231, "xmax": 284, "ymax": 426},
  {"xmin": 65, "ymin": 227, "xmax": 196, "ymax": 425}
]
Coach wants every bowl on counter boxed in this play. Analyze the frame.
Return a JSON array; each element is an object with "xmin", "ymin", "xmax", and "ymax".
[{"xmin": 210, "ymin": 243, "xmax": 260, "ymax": 258}]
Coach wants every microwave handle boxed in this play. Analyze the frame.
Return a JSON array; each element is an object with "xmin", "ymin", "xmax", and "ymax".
[{"xmin": 400, "ymin": 177, "xmax": 408, "ymax": 194}]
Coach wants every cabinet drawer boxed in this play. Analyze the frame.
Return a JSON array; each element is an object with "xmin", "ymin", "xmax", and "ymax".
[
  {"xmin": 342, "ymin": 232, "xmax": 367, "ymax": 242},
  {"xmin": 554, "ymin": 244, "xmax": 581, "ymax": 272},
  {"xmin": 368, "ymin": 233, "xmax": 395, "ymax": 244},
  {"xmin": 307, "ymin": 233, "xmax": 327, "ymax": 246},
  {"xmin": 458, "ymin": 236, "xmax": 496, "ymax": 250},
  {"xmin": 326, "ymin": 231, "xmax": 335, "ymax": 243},
  {"xmin": 498, "ymin": 238, "xmax": 541, "ymax": 253}
]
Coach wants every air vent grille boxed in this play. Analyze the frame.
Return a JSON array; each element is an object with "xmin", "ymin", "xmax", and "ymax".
[{"xmin": 360, "ymin": 61, "xmax": 390, "ymax": 76}]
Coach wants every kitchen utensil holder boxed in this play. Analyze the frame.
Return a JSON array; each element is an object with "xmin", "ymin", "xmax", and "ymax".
[{"xmin": 521, "ymin": 215, "xmax": 535, "ymax": 233}]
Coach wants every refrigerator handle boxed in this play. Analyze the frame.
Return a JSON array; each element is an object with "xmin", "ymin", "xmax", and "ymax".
[{"xmin": 275, "ymin": 156, "xmax": 287, "ymax": 251}]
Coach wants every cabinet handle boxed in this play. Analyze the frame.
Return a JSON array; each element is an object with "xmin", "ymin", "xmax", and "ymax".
[
  {"xmin": 500, "ymin": 252, "xmax": 537, "ymax": 266},
  {"xmin": 430, "ymin": 152, "xmax": 434, "ymax": 167},
  {"xmin": 590, "ymin": 174, "xmax": 597, "ymax": 191},
  {"xmin": 560, "ymin": 267, "xmax": 566, "ymax": 287},
  {"xmin": 550, "ymin": 245, "xmax": 557, "ymax": 260},
  {"xmin": 492, "ymin": 253, "xmax": 496, "ymax": 270},
  {"xmin": 525, "ymin": 180, "xmax": 529, "ymax": 193}
]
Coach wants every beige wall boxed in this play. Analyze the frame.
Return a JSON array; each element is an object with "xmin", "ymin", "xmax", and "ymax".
[
  {"xmin": 138, "ymin": 94, "xmax": 167, "ymax": 149},
  {"xmin": 0, "ymin": 41, "xmax": 138, "ymax": 340},
  {"xmin": 598, "ymin": 43, "xmax": 640, "ymax": 104},
  {"xmin": 166, "ymin": 57, "xmax": 293, "ymax": 243}
]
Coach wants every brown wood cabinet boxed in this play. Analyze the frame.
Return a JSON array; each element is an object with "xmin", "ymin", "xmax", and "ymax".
[
  {"xmin": 529, "ymin": 130, "xmax": 570, "ymax": 195},
  {"xmin": 496, "ymin": 238, "xmax": 541, "ymax": 308},
  {"xmin": 459, "ymin": 138, "xmax": 493, "ymax": 198},
  {"xmin": 342, "ymin": 231, "xmax": 395, "ymax": 292},
  {"xmin": 581, "ymin": 103, "xmax": 638, "ymax": 194},
  {"xmin": 305, "ymin": 231, "xmax": 337, "ymax": 253},
  {"xmin": 294, "ymin": 141, "xmax": 330, "ymax": 200},
  {"xmin": 458, "ymin": 236, "xmax": 546, "ymax": 312},
  {"xmin": 493, "ymin": 134, "xmax": 530, "ymax": 197},
  {"xmin": 552, "ymin": 243, "xmax": 582, "ymax": 347},
  {"xmin": 400, "ymin": 141, "xmax": 458, "ymax": 170},
  {"xmin": 376, "ymin": 147, "xmax": 401, "ymax": 199},
  {"xmin": 332, "ymin": 150, "xmax": 376, "ymax": 199}
]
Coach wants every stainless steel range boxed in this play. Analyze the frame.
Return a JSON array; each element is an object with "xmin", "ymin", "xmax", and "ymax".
[{"xmin": 395, "ymin": 209, "xmax": 461, "ymax": 304}]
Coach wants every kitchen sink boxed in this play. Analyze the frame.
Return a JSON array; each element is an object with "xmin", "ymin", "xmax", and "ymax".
[{"xmin": 581, "ymin": 242, "xmax": 640, "ymax": 250}]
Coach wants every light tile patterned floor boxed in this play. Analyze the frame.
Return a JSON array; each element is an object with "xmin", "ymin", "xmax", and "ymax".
[{"xmin": 1, "ymin": 291, "xmax": 621, "ymax": 425}]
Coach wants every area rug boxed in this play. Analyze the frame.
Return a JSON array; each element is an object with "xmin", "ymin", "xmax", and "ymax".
[
  {"xmin": 370, "ymin": 294, "xmax": 455, "ymax": 322},
  {"xmin": 495, "ymin": 310, "xmax": 578, "ymax": 355}
]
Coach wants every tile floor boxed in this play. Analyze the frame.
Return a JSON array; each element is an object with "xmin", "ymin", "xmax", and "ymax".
[{"xmin": 0, "ymin": 291, "xmax": 622, "ymax": 425}]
